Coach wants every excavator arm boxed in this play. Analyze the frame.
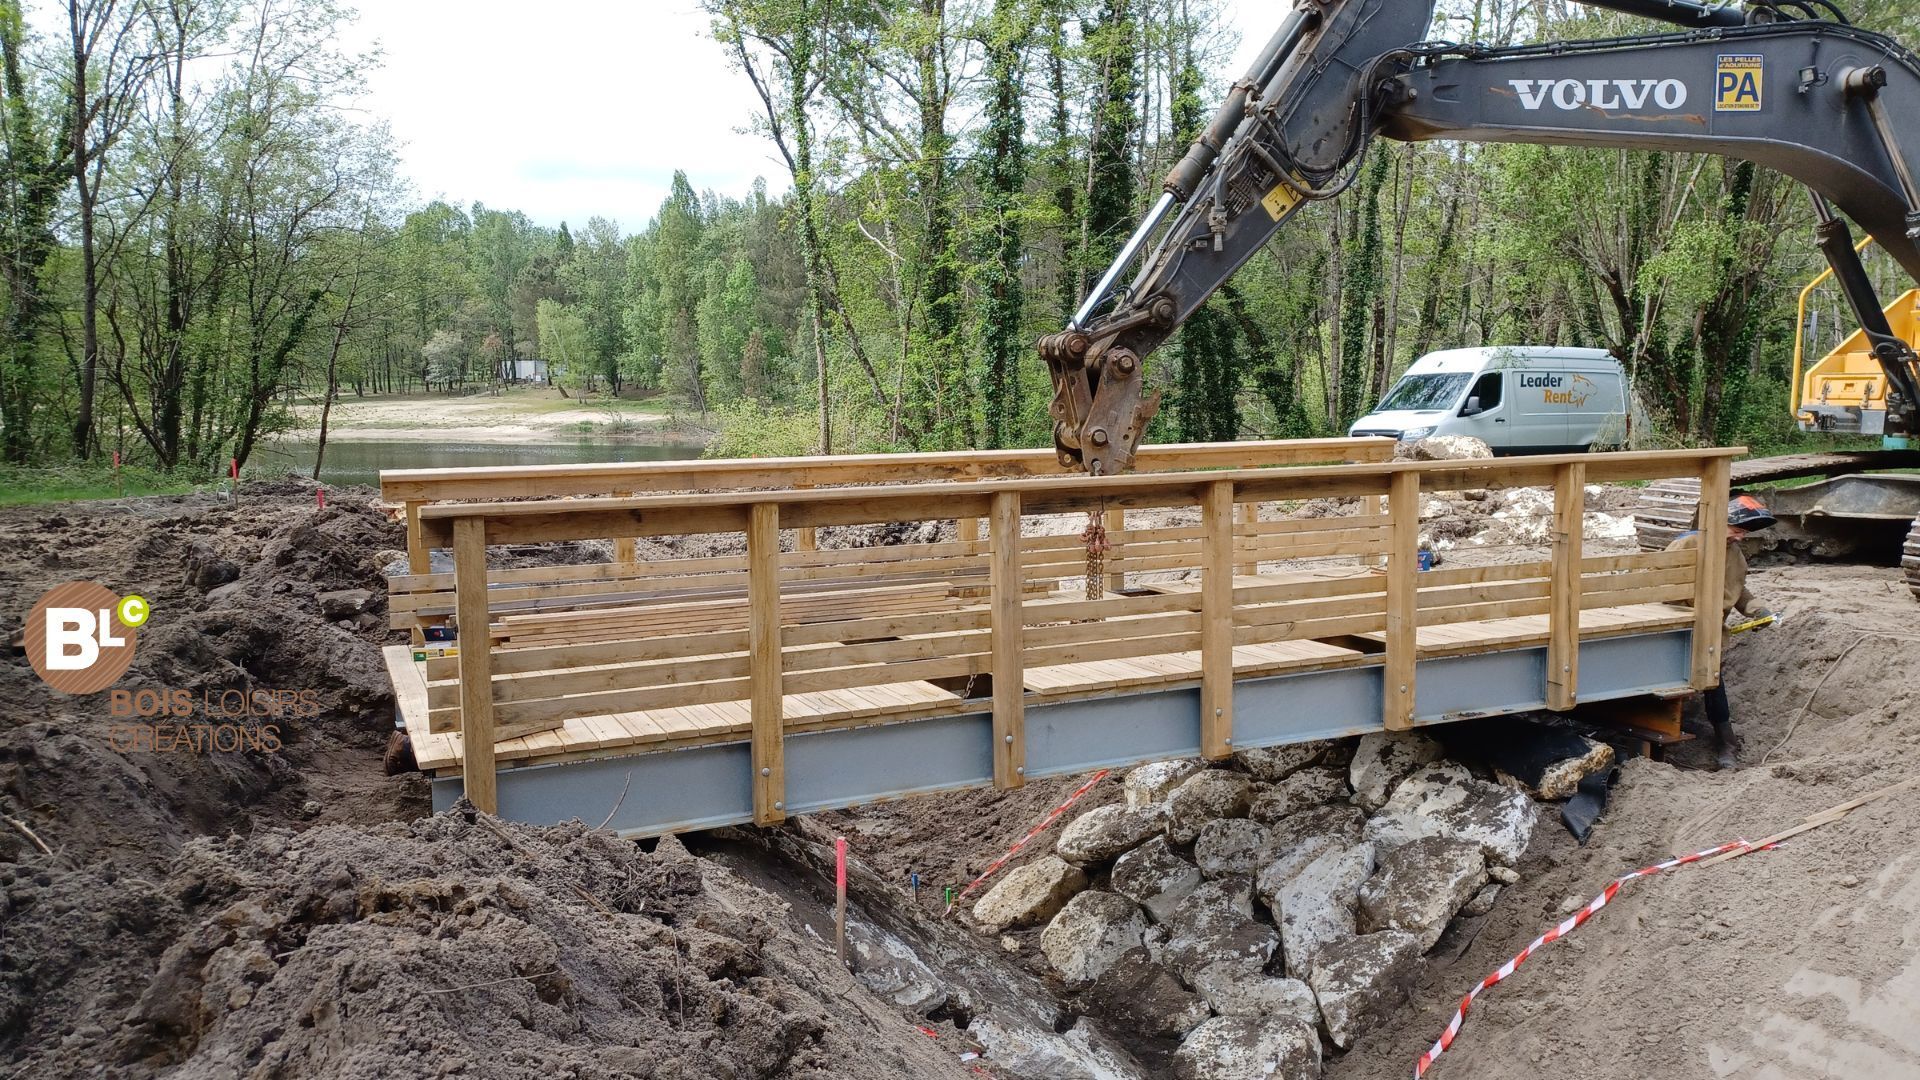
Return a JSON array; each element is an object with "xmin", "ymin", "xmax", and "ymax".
[{"xmin": 1043, "ymin": 0, "xmax": 1920, "ymax": 473}]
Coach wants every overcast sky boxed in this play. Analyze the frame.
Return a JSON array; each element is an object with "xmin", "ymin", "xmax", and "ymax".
[{"xmin": 343, "ymin": 1, "xmax": 1275, "ymax": 232}]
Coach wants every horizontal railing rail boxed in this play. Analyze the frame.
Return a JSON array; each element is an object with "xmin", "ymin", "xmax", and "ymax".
[
  {"xmin": 404, "ymin": 446, "xmax": 1739, "ymax": 821},
  {"xmin": 380, "ymin": 437, "xmax": 1395, "ymax": 575}
]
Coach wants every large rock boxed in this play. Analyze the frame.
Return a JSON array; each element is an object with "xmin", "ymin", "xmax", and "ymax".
[
  {"xmin": 1039, "ymin": 890, "xmax": 1149, "ymax": 987},
  {"xmin": 1357, "ymin": 835, "xmax": 1488, "ymax": 950},
  {"xmin": 1266, "ymin": 802, "xmax": 1366, "ymax": 855},
  {"xmin": 1058, "ymin": 804, "xmax": 1164, "ymax": 866},
  {"xmin": 1173, "ymin": 1015, "xmax": 1321, "ymax": 1080},
  {"xmin": 1459, "ymin": 882, "xmax": 1503, "ymax": 918},
  {"xmin": 1191, "ymin": 961, "xmax": 1320, "ymax": 1027},
  {"xmin": 1506, "ymin": 735, "xmax": 1615, "ymax": 801},
  {"xmin": 1452, "ymin": 716, "xmax": 1619, "ymax": 800},
  {"xmin": 1166, "ymin": 770, "xmax": 1254, "ymax": 844},
  {"xmin": 1365, "ymin": 764, "xmax": 1539, "ymax": 866},
  {"xmin": 1349, "ymin": 731, "xmax": 1444, "ymax": 812},
  {"xmin": 968, "ymin": 1016, "xmax": 1153, "ymax": 1080},
  {"xmin": 1086, "ymin": 947, "xmax": 1213, "ymax": 1040},
  {"xmin": 973, "ymin": 855, "xmax": 1087, "ymax": 933},
  {"xmin": 1112, "ymin": 836, "xmax": 1203, "ymax": 923},
  {"xmin": 847, "ymin": 923, "xmax": 948, "ymax": 1015},
  {"xmin": 1160, "ymin": 877, "xmax": 1277, "ymax": 980},
  {"xmin": 1193, "ymin": 818, "xmax": 1273, "ymax": 879},
  {"xmin": 1255, "ymin": 834, "xmax": 1345, "ymax": 916},
  {"xmin": 1250, "ymin": 765, "xmax": 1350, "ymax": 823},
  {"xmin": 1234, "ymin": 741, "xmax": 1333, "ymax": 781},
  {"xmin": 1409, "ymin": 434, "xmax": 1494, "ymax": 461},
  {"xmin": 1125, "ymin": 760, "xmax": 1202, "ymax": 809},
  {"xmin": 316, "ymin": 587, "xmax": 373, "ymax": 619},
  {"xmin": 1274, "ymin": 842, "xmax": 1376, "ymax": 978},
  {"xmin": 1309, "ymin": 930, "xmax": 1426, "ymax": 1048}
]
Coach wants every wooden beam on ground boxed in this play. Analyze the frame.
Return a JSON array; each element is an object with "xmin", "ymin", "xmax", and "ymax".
[
  {"xmin": 989, "ymin": 490, "xmax": 1026, "ymax": 788},
  {"xmin": 1691, "ymin": 455, "xmax": 1731, "ymax": 690},
  {"xmin": 452, "ymin": 516, "xmax": 497, "ymax": 813},
  {"xmin": 1547, "ymin": 462, "xmax": 1586, "ymax": 710},
  {"xmin": 748, "ymin": 501, "xmax": 786, "ymax": 824},
  {"xmin": 1201, "ymin": 481, "xmax": 1236, "ymax": 759},
  {"xmin": 1384, "ymin": 472, "xmax": 1420, "ymax": 731}
]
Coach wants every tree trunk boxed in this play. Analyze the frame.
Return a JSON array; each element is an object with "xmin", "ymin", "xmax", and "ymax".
[{"xmin": 68, "ymin": 0, "xmax": 97, "ymax": 458}]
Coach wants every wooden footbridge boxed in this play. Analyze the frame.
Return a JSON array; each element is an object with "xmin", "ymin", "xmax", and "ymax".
[{"xmin": 378, "ymin": 439, "xmax": 1737, "ymax": 837}]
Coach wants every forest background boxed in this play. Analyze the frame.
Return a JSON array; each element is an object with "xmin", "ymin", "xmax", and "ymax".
[{"xmin": 3, "ymin": 0, "xmax": 1911, "ymax": 493}]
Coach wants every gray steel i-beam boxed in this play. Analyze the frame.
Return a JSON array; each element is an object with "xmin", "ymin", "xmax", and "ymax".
[{"xmin": 431, "ymin": 630, "xmax": 1696, "ymax": 838}]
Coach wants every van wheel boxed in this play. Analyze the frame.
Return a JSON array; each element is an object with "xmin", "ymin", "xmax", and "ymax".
[
  {"xmin": 1903, "ymin": 512, "xmax": 1920, "ymax": 602},
  {"xmin": 1632, "ymin": 478, "xmax": 1700, "ymax": 553}
]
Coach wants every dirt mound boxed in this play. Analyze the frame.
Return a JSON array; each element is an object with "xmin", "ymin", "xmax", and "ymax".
[
  {"xmin": 0, "ymin": 493, "xmax": 419, "ymax": 879},
  {"xmin": 1324, "ymin": 562, "xmax": 1920, "ymax": 1079},
  {"xmin": 3, "ymin": 811, "xmax": 975, "ymax": 1080}
]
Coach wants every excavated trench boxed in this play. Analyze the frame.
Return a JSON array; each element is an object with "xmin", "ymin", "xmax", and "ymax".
[{"xmin": 687, "ymin": 822, "xmax": 1162, "ymax": 1077}]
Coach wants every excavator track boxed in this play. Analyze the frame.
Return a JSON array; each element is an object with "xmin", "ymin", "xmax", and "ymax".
[
  {"xmin": 1634, "ymin": 454, "xmax": 1920, "ymax": 598},
  {"xmin": 1634, "ymin": 450, "xmax": 1920, "ymax": 553},
  {"xmin": 1633, "ymin": 478, "xmax": 1702, "ymax": 553}
]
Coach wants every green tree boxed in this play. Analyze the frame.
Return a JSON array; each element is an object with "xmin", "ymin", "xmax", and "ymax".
[
  {"xmin": 972, "ymin": 0, "xmax": 1032, "ymax": 449},
  {"xmin": 536, "ymin": 298, "xmax": 592, "ymax": 395},
  {"xmin": 0, "ymin": 0, "xmax": 68, "ymax": 463},
  {"xmin": 1081, "ymin": 0, "xmax": 1137, "ymax": 302},
  {"xmin": 697, "ymin": 255, "xmax": 760, "ymax": 404}
]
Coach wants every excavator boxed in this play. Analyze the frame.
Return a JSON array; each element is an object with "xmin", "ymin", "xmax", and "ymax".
[{"xmin": 1038, "ymin": 0, "xmax": 1920, "ymax": 592}]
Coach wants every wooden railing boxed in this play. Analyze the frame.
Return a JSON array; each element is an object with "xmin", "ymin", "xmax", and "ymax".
[
  {"xmin": 380, "ymin": 437, "xmax": 1394, "ymax": 575},
  {"xmin": 407, "ymin": 446, "xmax": 1739, "ymax": 820}
]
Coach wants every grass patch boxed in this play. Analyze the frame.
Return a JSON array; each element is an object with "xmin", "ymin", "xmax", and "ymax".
[{"xmin": 0, "ymin": 463, "xmax": 203, "ymax": 507}]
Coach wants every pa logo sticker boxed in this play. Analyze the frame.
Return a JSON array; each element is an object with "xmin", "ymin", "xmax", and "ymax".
[
  {"xmin": 23, "ymin": 581, "xmax": 148, "ymax": 694},
  {"xmin": 1716, "ymin": 54, "xmax": 1763, "ymax": 112}
]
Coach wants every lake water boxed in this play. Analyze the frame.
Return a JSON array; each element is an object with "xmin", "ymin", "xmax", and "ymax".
[{"xmin": 258, "ymin": 437, "xmax": 710, "ymax": 488}]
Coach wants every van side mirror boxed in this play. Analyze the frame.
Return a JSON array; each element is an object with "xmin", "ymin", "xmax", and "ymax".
[{"xmin": 1461, "ymin": 395, "xmax": 1482, "ymax": 416}]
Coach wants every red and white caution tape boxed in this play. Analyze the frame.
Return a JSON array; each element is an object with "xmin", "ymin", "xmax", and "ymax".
[
  {"xmin": 945, "ymin": 769, "xmax": 1112, "ymax": 916},
  {"xmin": 1414, "ymin": 837, "xmax": 1776, "ymax": 1077}
]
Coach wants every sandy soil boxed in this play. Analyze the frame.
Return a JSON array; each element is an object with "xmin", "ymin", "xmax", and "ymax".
[
  {"xmin": 294, "ymin": 389, "xmax": 684, "ymax": 444},
  {"xmin": 1322, "ymin": 560, "xmax": 1920, "ymax": 1079}
]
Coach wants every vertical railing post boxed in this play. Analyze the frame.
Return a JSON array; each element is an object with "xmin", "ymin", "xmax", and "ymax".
[
  {"xmin": 612, "ymin": 490, "xmax": 636, "ymax": 565},
  {"xmin": 405, "ymin": 501, "xmax": 429, "ymax": 574},
  {"xmin": 1384, "ymin": 470, "xmax": 1420, "ymax": 731},
  {"xmin": 1691, "ymin": 456, "xmax": 1731, "ymax": 690},
  {"xmin": 1104, "ymin": 506, "xmax": 1126, "ymax": 594},
  {"xmin": 989, "ymin": 491, "xmax": 1026, "ymax": 788},
  {"xmin": 452, "ymin": 515, "xmax": 497, "ymax": 814},
  {"xmin": 1234, "ymin": 501, "xmax": 1258, "ymax": 577},
  {"xmin": 958, "ymin": 515, "xmax": 981, "ymax": 544},
  {"xmin": 793, "ymin": 483, "xmax": 818, "ymax": 552},
  {"xmin": 1547, "ymin": 462, "xmax": 1586, "ymax": 711},
  {"xmin": 749, "ymin": 501, "xmax": 787, "ymax": 823},
  {"xmin": 1201, "ymin": 480, "xmax": 1235, "ymax": 759}
]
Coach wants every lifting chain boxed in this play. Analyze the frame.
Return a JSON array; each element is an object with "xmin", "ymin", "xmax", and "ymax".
[{"xmin": 1082, "ymin": 505, "xmax": 1110, "ymax": 601}]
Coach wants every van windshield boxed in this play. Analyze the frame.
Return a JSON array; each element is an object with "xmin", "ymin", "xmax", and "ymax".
[{"xmin": 1377, "ymin": 372, "xmax": 1470, "ymax": 412}]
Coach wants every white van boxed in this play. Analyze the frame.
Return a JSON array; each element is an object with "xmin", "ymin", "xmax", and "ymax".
[{"xmin": 1348, "ymin": 346, "xmax": 1628, "ymax": 453}]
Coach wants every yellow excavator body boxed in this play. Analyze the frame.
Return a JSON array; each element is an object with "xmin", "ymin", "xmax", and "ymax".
[{"xmin": 1794, "ymin": 239, "xmax": 1920, "ymax": 436}]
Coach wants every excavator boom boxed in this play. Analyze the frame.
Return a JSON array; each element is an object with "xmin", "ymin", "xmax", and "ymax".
[{"xmin": 1044, "ymin": 0, "xmax": 1920, "ymax": 474}]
